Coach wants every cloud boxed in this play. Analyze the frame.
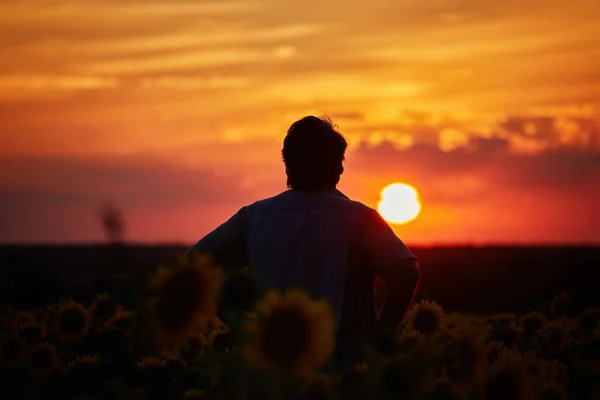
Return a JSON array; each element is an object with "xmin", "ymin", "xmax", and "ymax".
[{"xmin": 0, "ymin": 154, "xmax": 284, "ymax": 243}]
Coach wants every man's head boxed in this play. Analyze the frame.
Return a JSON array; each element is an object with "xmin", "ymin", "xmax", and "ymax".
[{"xmin": 282, "ymin": 116, "xmax": 348, "ymax": 192}]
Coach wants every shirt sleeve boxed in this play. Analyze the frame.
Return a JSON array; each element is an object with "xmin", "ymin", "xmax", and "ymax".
[
  {"xmin": 186, "ymin": 205, "xmax": 251, "ymax": 269},
  {"xmin": 361, "ymin": 208, "xmax": 417, "ymax": 271}
]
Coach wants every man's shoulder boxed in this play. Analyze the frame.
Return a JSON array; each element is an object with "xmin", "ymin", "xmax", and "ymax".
[{"xmin": 247, "ymin": 190, "xmax": 378, "ymax": 217}]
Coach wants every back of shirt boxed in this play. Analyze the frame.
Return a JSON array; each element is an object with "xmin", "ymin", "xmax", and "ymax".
[{"xmin": 190, "ymin": 189, "xmax": 416, "ymax": 330}]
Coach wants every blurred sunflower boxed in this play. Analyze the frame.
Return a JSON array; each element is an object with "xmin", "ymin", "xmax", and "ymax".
[
  {"xmin": 53, "ymin": 299, "xmax": 91, "ymax": 342},
  {"xmin": 576, "ymin": 308, "xmax": 600, "ymax": 336},
  {"xmin": 105, "ymin": 309, "xmax": 132, "ymax": 332},
  {"xmin": 519, "ymin": 311, "xmax": 546, "ymax": 337},
  {"xmin": 304, "ymin": 373, "xmax": 337, "ymax": 400},
  {"xmin": 17, "ymin": 321, "xmax": 46, "ymax": 347},
  {"xmin": 204, "ymin": 314, "xmax": 228, "ymax": 334},
  {"xmin": 28, "ymin": 343, "xmax": 59, "ymax": 377},
  {"xmin": 183, "ymin": 389, "xmax": 205, "ymax": 399},
  {"xmin": 549, "ymin": 292, "xmax": 570, "ymax": 320},
  {"xmin": 407, "ymin": 300, "xmax": 445, "ymax": 335},
  {"xmin": 451, "ymin": 328, "xmax": 485, "ymax": 380},
  {"xmin": 243, "ymin": 289, "xmax": 335, "ymax": 377},
  {"xmin": 179, "ymin": 332, "xmax": 207, "ymax": 363},
  {"xmin": 539, "ymin": 324, "xmax": 571, "ymax": 355},
  {"xmin": 69, "ymin": 354, "xmax": 101, "ymax": 369},
  {"xmin": 540, "ymin": 381, "xmax": 568, "ymax": 400},
  {"xmin": 66, "ymin": 354, "xmax": 103, "ymax": 395},
  {"xmin": 523, "ymin": 351, "xmax": 547, "ymax": 375},
  {"xmin": 136, "ymin": 356, "xmax": 172, "ymax": 392},
  {"xmin": 12, "ymin": 311, "xmax": 36, "ymax": 326},
  {"xmin": 484, "ymin": 341, "xmax": 505, "ymax": 365},
  {"xmin": 0, "ymin": 335, "xmax": 27, "ymax": 365},
  {"xmin": 489, "ymin": 323, "xmax": 521, "ymax": 349},
  {"xmin": 144, "ymin": 253, "xmax": 222, "ymax": 348},
  {"xmin": 483, "ymin": 352, "xmax": 534, "ymax": 400},
  {"xmin": 90, "ymin": 293, "xmax": 118, "ymax": 325},
  {"xmin": 398, "ymin": 329, "xmax": 424, "ymax": 353}
]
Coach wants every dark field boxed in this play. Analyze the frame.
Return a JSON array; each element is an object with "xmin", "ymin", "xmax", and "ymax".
[
  {"xmin": 2, "ymin": 244, "xmax": 600, "ymax": 400},
  {"xmin": 1, "ymin": 244, "xmax": 599, "ymax": 315}
]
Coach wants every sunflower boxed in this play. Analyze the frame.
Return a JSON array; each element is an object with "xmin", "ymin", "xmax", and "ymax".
[
  {"xmin": 90, "ymin": 293, "xmax": 118, "ymax": 325},
  {"xmin": 136, "ymin": 356, "xmax": 172, "ymax": 393},
  {"xmin": 489, "ymin": 323, "xmax": 522, "ymax": 349},
  {"xmin": 451, "ymin": 328, "xmax": 485, "ymax": 380},
  {"xmin": 179, "ymin": 332, "xmax": 207, "ymax": 363},
  {"xmin": 519, "ymin": 311, "xmax": 546, "ymax": 337},
  {"xmin": 539, "ymin": 323, "xmax": 571, "ymax": 355},
  {"xmin": 204, "ymin": 314, "xmax": 228, "ymax": 334},
  {"xmin": 65, "ymin": 354, "xmax": 103, "ymax": 395},
  {"xmin": 243, "ymin": 289, "xmax": 335, "ymax": 377},
  {"xmin": 484, "ymin": 341, "xmax": 505, "ymax": 365},
  {"xmin": 406, "ymin": 300, "xmax": 445, "ymax": 335},
  {"xmin": 0, "ymin": 335, "xmax": 27, "ymax": 365},
  {"xmin": 68, "ymin": 354, "xmax": 101, "ymax": 369},
  {"xmin": 144, "ymin": 253, "xmax": 222, "ymax": 348},
  {"xmin": 28, "ymin": 343, "xmax": 59, "ymax": 377},
  {"xmin": 17, "ymin": 321, "xmax": 46, "ymax": 347},
  {"xmin": 549, "ymin": 292, "xmax": 570, "ymax": 320},
  {"xmin": 492, "ymin": 313, "xmax": 517, "ymax": 327},
  {"xmin": 483, "ymin": 352, "xmax": 534, "ymax": 400},
  {"xmin": 12, "ymin": 311, "xmax": 36, "ymax": 326},
  {"xmin": 398, "ymin": 329, "xmax": 424, "ymax": 353},
  {"xmin": 53, "ymin": 299, "xmax": 91, "ymax": 342},
  {"xmin": 183, "ymin": 389, "xmax": 205, "ymax": 399},
  {"xmin": 105, "ymin": 308, "xmax": 132, "ymax": 332}
]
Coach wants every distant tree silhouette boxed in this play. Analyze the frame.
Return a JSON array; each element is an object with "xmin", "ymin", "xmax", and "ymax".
[{"xmin": 97, "ymin": 201, "xmax": 125, "ymax": 245}]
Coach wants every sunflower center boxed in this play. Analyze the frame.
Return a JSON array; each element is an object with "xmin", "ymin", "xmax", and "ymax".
[
  {"xmin": 413, "ymin": 309, "xmax": 440, "ymax": 334},
  {"xmin": 260, "ymin": 307, "xmax": 308, "ymax": 367},
  {"xmin": 19, "ymin": 325, "xmax": 43, "ymax": 346}
]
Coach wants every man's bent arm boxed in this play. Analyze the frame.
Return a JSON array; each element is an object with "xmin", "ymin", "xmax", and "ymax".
[
  {"xmin": 362, "ymin": 209, "xmax": 421, "ymax": 331},
  {"xmin": 376, "ymin": 258, "xmax": 420, "ymax": 331}
]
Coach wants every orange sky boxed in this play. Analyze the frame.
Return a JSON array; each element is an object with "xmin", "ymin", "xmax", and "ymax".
[{"xmin": 1, "ymin": 0, "xmax": 600, "ymax": 244}]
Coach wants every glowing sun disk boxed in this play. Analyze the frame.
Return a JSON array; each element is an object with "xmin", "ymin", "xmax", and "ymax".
[{"xmin": 377, "ymin": 183, "xmax": 422, "ymax": 224}]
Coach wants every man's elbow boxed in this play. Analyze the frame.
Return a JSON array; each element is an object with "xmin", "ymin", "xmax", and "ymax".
[{"xmin": 408, "ymin": 258, "xmax": 420, "ymax": 288}]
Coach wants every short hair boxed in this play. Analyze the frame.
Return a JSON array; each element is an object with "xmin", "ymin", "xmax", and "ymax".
[{"xmin": 282, "ymin": 116, "xmax": 348, "ymax": 192}]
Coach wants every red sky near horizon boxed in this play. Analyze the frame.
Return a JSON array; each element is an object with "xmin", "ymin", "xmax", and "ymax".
[{"xmin": 1, "ymin": 0, "xmax": 600, "ymax": 245}]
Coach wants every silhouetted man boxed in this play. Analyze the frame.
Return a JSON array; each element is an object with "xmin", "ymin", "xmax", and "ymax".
[{"xmin": 187, "ymin": 116, "xmax": 420, "ymax": 361}]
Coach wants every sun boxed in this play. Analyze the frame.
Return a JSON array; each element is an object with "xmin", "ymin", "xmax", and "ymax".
[{"xmin": 377, "ymin": 183, "xmax": 422, "ymax": 225}]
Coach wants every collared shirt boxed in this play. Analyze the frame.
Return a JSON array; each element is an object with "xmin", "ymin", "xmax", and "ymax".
[{"xmin": 188, "ymin": 189, "xmax": 417, "ymax": 330}]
